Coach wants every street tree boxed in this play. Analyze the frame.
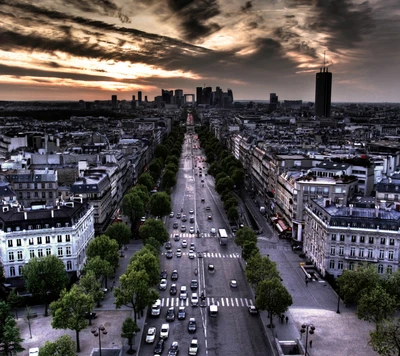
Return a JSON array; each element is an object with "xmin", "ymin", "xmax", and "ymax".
[
  {"xmin": 231, "ymin": 168, "xmax": 245, "ymax": 187},
  {"xmin": 357, "ymin": 285, "xmax": 397, "ymax": 327},
  {"xmin": 129, "ymin": 249, "xmax": 160, "ymax": 287},
  {"xmin": 86, "ymin": 234, "xmax": 120, "ymax": 271},
  {"xmin": 242, "ymin": 240, "xmax": 260, "ymax": 261},
  {"xmin": 131, "ymin": 184, "xmax": 149, "ymax": 205},
  {"xmin": 224, "ymin": 197, "xmax": 238, "ymax": 210},
  {"xmin": 165, "ymin": 162, "xmax": 178, "ymax": 174},
  {"xmin": 235, "ymin": 226, "xmax": 257, "ymax": 248},
  {"xmin": 0, "ymin": 301, "xmax": 24, "ymax": 353},
  {"xmin": 227, "ymin": 206, "xmax": 239, "ymax": 222},
  {"xmin": 154, "ymin": 144, "xmax": 169, "ymax": 161},
  {"xmin": 215, "ymin": 172, "xmax": 228, "ymax": 183},
  {"xmin": 78, "ymin": 271, "xmax": 104, "ymax": 309},
  {"xmin": 7, "ymin": 290, "xmax": 23, "ymax": 319},
  {"xmin": 337, "ymin": 263, "xmax": 380, "ymax": 306},
  {"xmin": 216, "ymin": 177, "xmax": 234, "ymax": 194},
  {"xmin": 165, "ymin": 155, "xmax": 179, "ymax": 167},
  {"xmin": 256, "ymin": 277, "xmax": 293, "ymax": 328},
  {"xmin": 149, "ymin": 159, "xmax": 163, "ymax": 181},
  {"xmin": 144, "ymin": 236, "xmax": 162, "ymax": 254},
  {"xmin": 246, "ymin": 254, "xmax": 280, "ymax": 289},
  {"xmin": 84, "ymin": 255, "xmax": 114, "ymax": 289},
  {"xmin": 22, "ymin": 255, "xmax": 69, "ymax": 316},
  {"xmin": 114, "ymin": 269, "xmax": 158, "ymax": 323},
  {"xmin": 39, "ymin": 335, "xmax": 76, "ymax": 356},
  {"xmin": 382, "ymin": 269, "xmax": 400, "ymax": 301},
  {"xmin": 137, "ymin": 173, "xmax": 155, "ymax": 192},
  {"xmin": 369, "ymin": 318, "xmax": 400, "ymax": 356},
  {"xmin": 162, "ymin": 169, "xmax": 177, "ymax": 189},
  {"xmin": 139, "ymin": 218, "xmax": 169, "ymax": 245},
  {"xmin": 121, "ymin": 317, "xmax": 141, "ymax": 355},
  {"xmin": 122, "ymin": 192, "xmax": 145, "ymax": 227},
  {"xmin": 105, "ymin": 222, "xmax": 131, "ymax": 248},
  {"xmin": 50, "ymin": 284, "xmax": 94, "ymax": 352},
  {"xmin": 148, "ymin": 192, "xmax": 172, "ymax": 218}
]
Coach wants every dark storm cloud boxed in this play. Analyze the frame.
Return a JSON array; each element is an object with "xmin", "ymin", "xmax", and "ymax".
[
  {"xmin": 166, "ymin": 0, "xmax": 221, "ymax": 41},
  {"xmin": 241, "ymin": 1, "xmax": 253, "ymax": 12}
]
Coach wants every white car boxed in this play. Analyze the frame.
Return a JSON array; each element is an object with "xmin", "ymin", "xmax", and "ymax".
[
  {"xmin": 160, "ymin": 323, "xmax": 170, "ymax": 339},
  {"xmin": 230, "ymin": 279, "xmax": 238, "ymax": 288},
  {"xmin": 188, "ymin": 338, "xmax": 199, "ymax": 355},
  {"xmin": 191, "ymin": 293, "xmax": 199, "ymax": 306},
  {"xmin": 159, "ymin": 279, "xmax": 167, "ymax": 290},
  {"xmin": 188, "ymin": 250, "xmax": 195, "ymax": 259},
  {"xmin": 176, "ymin": 249, "xmax": 182, "ymax": 257},
  {"xmin": 145, "ymin": 326, "xmax": 156, "ymax": 343},
  {"xmin": 189, "ymin": 226, "xmax": 195, "ymax": 234},
  {"xmin": 181, "ymin": 239, "xmax": 188, "ymax": 248},
  {"xmin": 180, "ymin": 285, "xmax": 187, "ymax": 300},
  {"xmin": 189, "ymin": 209, "xmax": 194, "ymax": 214},
  {"xmin": 210, "ymin": 228, "xmax": 216, "ymax": 235},
  {"xmin": 29, "ymin": 348, "xmax": 39, "ymax": 356},
  {"xmin": 169, "ymin": 212, "xmax": 174, "ymax": 218}
]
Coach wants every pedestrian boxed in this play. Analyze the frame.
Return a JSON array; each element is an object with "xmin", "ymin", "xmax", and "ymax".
[
  {"xmin": 305, "ymin": 278, "xmax": 309, "ymax": 287},
  {"xmin": 281, "ymin": 314, "xmax": 284, "ymax": 323},
  {"xmin": 309, "ymin": 340, "xmax": 312, "ymax": 348},
  {"xmin": 285, "ymin": 316, "xmax": 288, "ymax": 324}
]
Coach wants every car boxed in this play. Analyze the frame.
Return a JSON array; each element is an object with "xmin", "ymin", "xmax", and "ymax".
[
  {"xmin": 189, "ymin": 209, "xmax": 194, "ymax": 214},
  {"xmin": 182, "ymin": 215, "xmax": 187, "ymax": 222},
  {"xmin": 84, "ymin": 312, "xmax": 97, "ymax": 319},
  {"xmin": 140, "ymin": 216, "xmax": 146, "ymax": 223},
  {"xmin": 29, "ymin": 348, "xmax": 39, "ymax": 356},
  {"xmin": 176, "ymin": 212, "xmax": 181, "ymax": 219},
  {"xmin": 174, "ymin": 234, "xmax": 180, "ymax": 241},
  {"xmin": 166, "ymin": 307, "xmax": 175, "ymax": 322},
  {"xmin": 151, "ymin": 299, "xmax": 161, "ymax": 316},
  {"xmin": 180, "ymin": 225, "xmax": 186, "ymax": 232},
  {"xmin": 188, "ymin": 250, "xmax": 195, "ymax": 259},
  {"xmin": 180, "ymin": 285, "xmax": 187, "ymax": 300},
  {"xmin": 165, "ymin": 241, "xmax": 172, "ymax": 249},
  {"xmin": 207, "ymin": 215, "xmax": 212, "ymax": 220},
  {"xmin": 189, "ymin": 226, "xmax": 195, "ymax": 234},
  {"xmin": 173, "ymin": 221, "xmax": 179, "ymax": 229},
  {"xmin": 170, "ymin": 284, "xmax": 177, "ymax": 295},
  {"xmin": 160, "ymin": 323, "xmax": 170, "ymax": 339},
  {"xmin": 230, "ymin": 279, "xmax": 238, "ymax": 288},
  {"xmin": 166, "ymin": 250, "xmax": 173, "ymax": 259},
  {"xmin": 190, "ymin": 279, "xmax": 198, "ymax": 290},
  {"xmin": 188, "ymin": 318, "xmax": 197, "ymax": 333},
  {"xmin": 248, "ymin": 305, "xmax": 259, "ymax": 315},
  {"xmin": 188, "ymin": 338, "xmax": 199, "ymax": 355},
  {"xmin": 201, "ymin": 179, "xmax": 204, "ymax": 183},
  {"xmin": 205, "ymin": 206, "xmax": 211, "ymax": 211},
  {"xmin": 171, "ymin": 270, "xmax": 179, "ymax": 281},
  {"xmin": 181, "ymin": 239, "xmax": 188, "ymax": 248},
  {"xmin": 168, "ymin": 341, "xmax": 179, "ymax": 356},
  {"xmin": 176, "ymin": 249, "xmax": 182, "ymax": 258},
  {"xmin": 189, "ymin": 217, "xmax": 195, "ymax": 223},
  {"xmin": 210, "ymin": 228, "xmax": 216, "ymax": 235},
  {"xmin": 169, "ymin": 212, "xmax": 174, "ymax": 218},
  {"xmin": 191, "ymin": 293, "xmax": 199, "ymax": 306},
  {"xmin": 201, "ymin": 198, "xmax": 205, "ymax": 202},
  {"xmin": 154, "ymin": 338, "xmax": 165, "ymax": 354},
  {"xmin": 199, "ymin": 173, "xmax": 202, "ymax": 177},
  {"xmin": 146, "ymin": 326, "xmax": 156, "ymax": 343},
  {"xmin": 159, "ymin": 279, "xmax": 167, "ymax": 290},
  {"xmin": 208, "ymin": 264, "xmax": 215, "ymax": 273},
  {"xmin": 178, "ymin": 306, "xmax": 186, "ymax": 320},
  {"xmin": 293, "ymin": 245, "xmax": 303, "ymax": 251},
  {"xmin": 190, "ymin": 242, "xmax": 196, "ymax": 251},
  {"xmin": 160, "ymin": 270, "xmax": 167, "ymax": 279}
]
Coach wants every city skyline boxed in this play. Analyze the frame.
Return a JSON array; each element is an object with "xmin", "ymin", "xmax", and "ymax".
[{"xmin": 0, "ymin": 0, "xmax": 399, "ymax": 103}]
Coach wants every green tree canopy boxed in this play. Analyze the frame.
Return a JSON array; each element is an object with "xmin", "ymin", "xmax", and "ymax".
[
  {"xmin": 39, "ymin": 335, "xmax": 76, "ymax": 356},
  {"xmin": 139, "ymin": 218, "xmax": 169, "ymax": 245},
  {"xmin": 235, "ymin": 226, "xmax": 258, "ymax": 248},
  {"xmin": 246, "ymin": 254, "xmax": 280, "ymax": 289},
  {"xmin": 242, "ymin": 240, "xmax": 260, "ymax": 261},
  {"xmin": 0, "ymin": 301, "xmax": 23, "ymax": 354},
  {"xmin": 84, "ymin": 255, "xmax": 113, "ymax": 283},
  {"xmin": 148, "ymin": 192, "xmax": 172, "ymax": 218},
  {"xmin": 165, "ymin": 162, "xmax": 178, "ymax": 174},
  {"xmin": 137, "ymin": 173, "xmax": 155, "ymax": 192},
  {"xmin": 50, "ymin": 284, "xmax": 94, "ymax": 352},
  {"xmin": 121, "ymin": 317, "xmax": 140, "ymax": 355},
  {"xmin": 86, "ymin": 234, "xmax": 120, "ymax": 270},
  {"xmin": 162, "ymin": 169, "xmax": 177, "ymax": 189},
  {"xmin": 149, "ymin": 159, "xmax": 163, "ymax": 181},
  {"xmin": 382, "ymin": 269, "xmax": 400, "ymax": 301},
  {"xmin": 22, "ymin": 254, "xmax": 69, "ymax": 316},
  {"xmin": 231, "ymin": 168, "xmax": 245, "ymax": 187},
  {"xmin": 154, "ymin": 144, "xmax": 169, "ymax": 161},
  {"xmin": 227, "ymin": 206, "xmax": 239, "ymax": 222},
  {"xmin": 216, "ymin": 177, "xmax": 235, "ymax": 194},
  {"xmin": 129, "ymin": 249, "xmax": 160, "ymax": 287},
  {"xmin": 369, "ymin": 318, "xmax": 400, "ymax": 356},
  {"xmin": 122, "ymin": 192, "xmax": 145, "ymax": 227},
  {"xmin": 143, "ymin": 237, "xmax": 162, "ymax": 254},
  {"xmin": 165, "ymin": 155, "xmax": 179, "ymax": 167},
  {"xmin": 131, "ymin": 184, "xmax": 149, "ymax": 205},
  {"xmin": 78, "ymin": 271, "xmax": 104, "ymax": 308},
  {"xmin": 105, "ymin": 222, "xmax": 131, "ymax": 248}
]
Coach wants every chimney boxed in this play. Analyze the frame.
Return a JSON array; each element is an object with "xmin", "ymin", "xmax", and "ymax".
[{"xmin": 349, "ymin": 204, "xmax": 353, "ymax": 215}]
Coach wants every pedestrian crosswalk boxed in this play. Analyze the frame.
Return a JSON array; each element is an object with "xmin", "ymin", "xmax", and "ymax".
[
  {"xmin": 161, "ymin": 252, "xmax": 241, "ymax": 259},
  {"xmin": 170, "ymin": 233, "xmax": 215, "ymax": 239},
  {"xmin": 159, "ymin": 297, "xmax": 254, "ymax": 308}
]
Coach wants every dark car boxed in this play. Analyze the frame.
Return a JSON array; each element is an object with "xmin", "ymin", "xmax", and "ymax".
[
  {"xmin": 190, "ymin": 280, "xmax": 198, "ymax": 290},
  {"xmin": 166, "ymin": 307, "xmax": 175, "ymax": 322},
  {"xmin": 160, "ymin": 270, "xmax": 168, "ymax": 279},
  {"xmin": 173, "ymin": 221, "xmax": 179, "ymax": 229},
  {"xmin": 168, "ymin": 341, "xmax": 179, "ymax": 356},
  {"xmin": 171, "ymin": 270, "xmax": 179, "ymax": 281},
  {"xmin": 170, "ymin": 284, "xmax": 177, "ymax": 295},
  {"xmin": 166, "ymin": 250, "xmax": 173, "ymax": 259},
  {"xmin": 165, "ymin": 241, "xmax": 172, "ymax": 250},
  {"xmin": 154, "ymin": 339, "xmax": 165, "ymax": 354},
  {"xmin": 188, "ymin": 318, "xmax": 197, "ymax": 333},
  {"xmin": 178, "ymin": 306, "xmax": 186, "ymax": 320}
]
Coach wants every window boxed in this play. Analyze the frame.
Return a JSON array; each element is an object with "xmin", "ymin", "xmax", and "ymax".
[
  {"xmin": 17, "ymin": 239, "xmax": 21, "ymax": 246},
  {"xmin": 49, "ymin": 183, "xmax": 53, "ymax": 188},
  {"xmin": 28, "ymin": 238, "xmax": 34, "ymax": 245},
  {"xmin": 348, "ymin": 262, "xmax": 354, "ymax": 270},
  {"xmin": 387, "ymin": 265, "xmax": 393, "ymax": 274},
  {"xmin": 330, "ymin": 260, "xmax": 335, "ymax": 269},
  {"xmin": 339, "ymin": 246, "xmax": 344, "ymax": 256},
  {"xmin": 379, "ymin": 250, "xmax": 385, "ymax": 259},
  {"xmin": 369, "ymin": 237, "xmax": 374, "ymax": 244},
  {"xmin": 56, "ymin": 223, "xmax": 61, "ymax": 228},
  {"xmin": 34, "ymin": 192, "xmax": 38, "ymax": 198},
  {"xmin": 359, "ymin": 248, "xmax": 364, "ymax": 257},
  {"xmin": 57, "ymin": 247, "xmax": 63, "ymax": 257},
  {"xmin": 67, "ymin": 261, "xmax": 72, "ymax": 270},
  {"xmin": 351, "ymin": 235, "xmax": 357, "ymax": 243},
  {"xmin": 46, "ymin": 248, "xmax": 51, "ymax": 256},
  {"xmin": 360, "ymin": 236, "xmax": 365, "ymax": 243},
  {"xmin": 66, "ymin": 235, "xmax": 70, "ymax": 242},
  {"xmin": 390, "ymin": 239, "xmax": 395, "ymax": 246},
  {"xmin": 368, "ymin": 249, "xmax": 373, "ymax": 258},
  {"xmin": 57, "ymin": 235, "xmax": 62, "ymax": 243},
  {"xmin": 27, "ymin": 192, "xmax": 30, "ymax": 199},
  {"xmin": 350, "ymin": 247, "xmax": 355, "ymax": 257},
  {"xmin": 29, "ymin": 250, "xmax": 35, "ymax": 258},
  {"xmin": 340, "ymin": 234, "xmax": 345, "ymax": 242},
  {"xmin": 8, "ymin": 252, "xmax": 14, "ymax": 262},
  {"xmin": 388, "ymin": 250, "xmax": 394, "ymax": 260},
  {"xmin": 338, "ymin": 260, "xmax": 344, "ymax": 270},
  {"xmin": 17, "ymin": 251, "xmax": 23, "ymax": 261},
  {"xmin": 42, "ymin": 192, "xmax": 46, "ymax": 198},
  {"xmin": 9, "ymin": 267, "xmax": 15, "ymax": 277},
  {"xmin": 37, "ymin": 236, "xmax": 42, "ymax": 244},
  {"xmin": 66, "ymin": 246, "xmax": 71, "ymax": 256},
  {"xmin": 49, "ymin": 192, "xmax": 53, "ymax": 198},
  {"xmin": 8, "ymin": 240, "xmax": 13, "ymax": 247},
  {"xmin": 331, "ymin": 234, "xmax": 336, "ymax": 241},
  {"xmin": 378, "ymin": 264, "xmax": 384, "ymax": 274},
  {"xmin": 41, "ymin": 183, "xmax": 45, "ymax": 189},
  {"xmin": 36, "ymin": 224, "xmax": 41, "ymax": 229},
  {"xmin": 38, "ymin": 249, "xmax": 43, "ymax": 258},
  {"xmin": 18, "ymin": 266, "xmax": 23, "ymax": 276},
  {"xmin": 330, "ymin": 246, "xmax": 335, "ymax": 255},
  {"xmin": 380, "ymin": 238, "xmax": 386, "ymax": 245},
  {"xmin": 46, "ymin": 236, "xmax": 50, "ymax": 243}
]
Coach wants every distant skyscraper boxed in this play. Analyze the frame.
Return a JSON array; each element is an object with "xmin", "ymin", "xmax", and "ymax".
[
  {"xmin": 111, "ymin": 95, "xmax": 117, "ymax": 109},
  {"xmin": 175, "ymin": 89, "xmax": 183, "ymax": 107},
  {"xmin": 138, "ymin": 91, "xmax": 142, "ymax": 104},
  {"xmin": 162, "ymin": 89, "xmax": 173, "ymax": 104},
  {"xmin": 315, "ymin": 67, "xmax": 332, "ymax": 117},
  {"xmin": 196, "ymin": 87, "xmax": 203, "ymax": 105},
  {"xmin": 227, "ymin": 88, "xmax": 233, "ymax": 103},
  {"xmin": 269, "ymin": 93, "xmax": 278, "ymax": 111},
  {"xmin": 131, "ymin": 95, "xmax": 136, "ymax": 109},
  {"xmin": 203, "ymin": 87, "xmax": 212, "ymax": 105}
]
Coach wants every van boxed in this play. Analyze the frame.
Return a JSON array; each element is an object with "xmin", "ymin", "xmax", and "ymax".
[
  {"xmin": 151, "ymin": 299, "xmax": 161, "ymax": 316},
  {"xmin": 209, "ymin": 304, "xmax": 218, "ymax": 317}
]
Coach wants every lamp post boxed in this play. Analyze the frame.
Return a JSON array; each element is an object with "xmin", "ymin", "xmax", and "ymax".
[
  {"xmin": 300, "ymin": 323, "xmax": 315, "ymax": 356},
  {"xmin": 336, "ymin": 294, "xmax": 341, "ymax": 314},
  {"xmin": 91, "ymin": 325, "xmax": 108, "ymax": 356},
  {"xmin": 0, "ymin": 341, "xmax": 15, "ymax": 356}
]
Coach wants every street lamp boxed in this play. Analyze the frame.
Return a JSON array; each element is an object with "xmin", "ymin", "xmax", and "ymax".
[
  {"xmin": 91, "ymin": 325, "xmax": 108, "ymax": 356},
  {"xmin": 337, "ymin": 294, "xmax": 341, "ymax": 314},
  {"xmin": 0, "ymin": 341, "xmax": 15, "ymax": 356},
  {"xmin": 300, "ymin": 323, "xmax": 315, "ymax": 356}
]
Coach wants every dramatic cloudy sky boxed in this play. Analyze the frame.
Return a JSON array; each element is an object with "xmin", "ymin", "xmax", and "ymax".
[{"xmin": 0, "ymin": 0, "xmax": 399, "ymax": 102}]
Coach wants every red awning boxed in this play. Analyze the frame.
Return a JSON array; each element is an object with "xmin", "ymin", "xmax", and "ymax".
[{"xmin": 277, "ymin": 220, "xmax": 288, "ymax": 231}]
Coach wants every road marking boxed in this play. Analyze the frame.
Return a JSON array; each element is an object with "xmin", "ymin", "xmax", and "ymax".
[
  {"xmin": 235, "ymin": 298, "xmax": 239, "ymax": 306},
  {"xmin": 218, "ymin": 253, "xmax": 222, "ymax": 258},
  {"xmin": 166, "ymin": 298, "xmax": 169, "ymax": 307},
  {"xmin": 226, "ymin": 298, "xmax": 230, "ymax": 307},
  {"xmin": 240, "ymin": 299, "xmax": 244, "ymax": 307},
  {"xmin": 220, "ymin": 298, "xmax": 224, "ymax": 307}
]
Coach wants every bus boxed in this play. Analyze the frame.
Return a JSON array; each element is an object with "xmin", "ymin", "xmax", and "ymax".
[{"xmin": 218, "ymin": 229, "xmax": 228, "ymax": 246}]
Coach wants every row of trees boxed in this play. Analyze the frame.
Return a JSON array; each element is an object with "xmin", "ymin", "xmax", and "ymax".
[{"xmin": 337, "ymin": 264, "xmax": 400, "ymax": 355}]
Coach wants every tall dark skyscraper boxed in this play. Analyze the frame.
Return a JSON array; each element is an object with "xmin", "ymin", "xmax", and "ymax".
[
  {"xmin": 111, "ymin": 94, "xmax": 117, "ymax": 109},
  {"xmin": 196, "ymin": 87, "xmax": 203, "ymax": 105},
  {"xmin": 269, "ymin": 93, "xmax": 278, "ymax": 111},
  {"xmin": 138, "ymin": 91, "xmax": 142, "ymax": 104},
  {"xmin": 315, "ymin": 67, "xmax": 332, "ymax": 117}
]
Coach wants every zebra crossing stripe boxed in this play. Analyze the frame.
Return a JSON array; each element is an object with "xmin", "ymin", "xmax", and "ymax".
[
  {"xmin": 226, "ymin": 298, "xmax": 229, "ymax": 307},
  {"xmin": 231, "ymin": 298, "xmax": 234, "ymax": 306},
  {"xmin": 220, "ymin": 298, "xmax": 224, "ymax": 307},
  {"xmin": 159, "ymin": 297, "xmax": 253, "ymax": 308},
  {"xmin": 240, "ymin": 299, "xmax": 244, "ymax": 307},
  {"xmin": 235, "ymin": 298, "xmax": 239, "ymax": 307}
]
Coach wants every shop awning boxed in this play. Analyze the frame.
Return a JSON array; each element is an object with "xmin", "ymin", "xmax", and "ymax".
[
  {"xmin": 277, "ymin": 220, "xmax": 288, "ymax": 231},
  {"xmin": 276, "ymin": 223, "xmax": 284, "ymax": 233}
]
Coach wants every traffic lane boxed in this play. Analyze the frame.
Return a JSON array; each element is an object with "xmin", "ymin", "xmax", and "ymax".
[{"xmin": 206, "ymin": 306, "xmax": 271, "ymax": 356}]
